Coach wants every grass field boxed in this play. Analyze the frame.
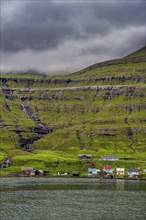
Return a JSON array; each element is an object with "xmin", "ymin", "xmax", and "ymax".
[{"xmin": 0, "ymin": 46, "xmax": 146, "ymax": 176}]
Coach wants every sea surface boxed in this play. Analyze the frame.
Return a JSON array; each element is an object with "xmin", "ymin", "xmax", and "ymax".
[{"xmin": 0, "ymin": 177, "xmax": 146, "ymax": 220}]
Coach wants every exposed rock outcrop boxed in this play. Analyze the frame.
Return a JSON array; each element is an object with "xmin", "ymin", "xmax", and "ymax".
[{"xmin": 0, "ymin": 156, "xmax": 12, "ymax": 169}]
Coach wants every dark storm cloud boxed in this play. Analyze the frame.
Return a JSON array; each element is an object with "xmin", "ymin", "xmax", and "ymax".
[
  {"xmin": 1, "ymin": 0, "xmax": 145, "ymax": 73},
  {"xmin": 1, "ymin": 0, "xmax": 145, "ymax": 53}
]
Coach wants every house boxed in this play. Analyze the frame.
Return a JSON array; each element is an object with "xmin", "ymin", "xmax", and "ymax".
[
  {"xmin": 35, "ymin": 169, "xmax": 44, "ymax": 176},
  {"xmin": 88, "ymin": 167, "xmax": 100, "ymax": 177},
  {"xmin": 88, "ymin": 167, "xmax": 97, "ymax": 176},
  {"xmin": 101, "ymin": 165, "xmax": 114, "ymax": 178},
  {"xmin": 21, "ymin": 167, "xmax": 34, "ymax": 176},
  {"xmin": 127, "ymin": 168, "xmax": 140, "ymax": 179},
  {"xmin": 103, "ymin": 165, "xmax": 114, "ymax": 173},
  {"xmin": 101, "ymin": 156, "xmax": 119, "ymax": 161},
  {"xmin": 116, "ymin": 168, "xmax": 125, "ymax": 176},
  {"xmin": 78, "ymin": 154, "xmax": 91, "ymax": 160},
  {"xmin": 88, "ymin": 167, "xmax": 97, "ymax": 174}
]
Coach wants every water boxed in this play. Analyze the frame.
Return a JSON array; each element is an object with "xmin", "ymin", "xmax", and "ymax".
[{"xmin": 0, "ymin": 178, "xmax": 146, "ymax": 220}]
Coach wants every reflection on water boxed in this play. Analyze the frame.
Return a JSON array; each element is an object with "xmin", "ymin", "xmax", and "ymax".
[
  {"xmin": 0, "ymin": 178, "xmax": 146, "ymax": 220},
  {"xmin": 116, "ymin": 180, "xmax": 125, "ymax": 191}
]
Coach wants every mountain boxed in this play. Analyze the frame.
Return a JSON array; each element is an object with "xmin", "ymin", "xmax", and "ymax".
[
  {"xmin": 0, "ymin": 46, "xmax": 146, "ymax": 176},
  {"xmin": 85, "ymin": 46, "xmax": 146, "ymax": 69}
]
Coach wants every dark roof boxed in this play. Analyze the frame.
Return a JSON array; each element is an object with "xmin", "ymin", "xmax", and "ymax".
[
  {"xmin": 101, "ymin": 156, "xmax": 119, "ymax": 159},
  {"xmin": 128, "ymin": 168, "xmax": 140, "ymax": 172},
  {"xmin": 78, "ymin": 154, "xmax": 91, "ymax": 157}
]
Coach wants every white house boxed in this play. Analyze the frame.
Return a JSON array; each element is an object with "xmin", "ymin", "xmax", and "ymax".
[
  {"xmin": 127, "ymin": 168, "xmax": 140, "ymax": 179},
  {"xmin": 116, "ymin": 168, "xmax": 125, "ymax": 176}
]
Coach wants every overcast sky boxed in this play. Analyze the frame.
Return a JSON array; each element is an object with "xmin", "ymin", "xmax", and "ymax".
[{"xmin": 1, "ymin": 0, "xmax": 146, "ymax": 74}]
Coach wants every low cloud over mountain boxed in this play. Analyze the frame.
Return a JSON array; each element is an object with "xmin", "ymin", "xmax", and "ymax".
[{"xmin": 1, "ymin": 0, "xmax": 145, "ymax": 73}]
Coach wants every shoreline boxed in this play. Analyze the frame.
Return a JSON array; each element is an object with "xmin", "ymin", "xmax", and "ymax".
[{"xmin": 0, "ymin": 175, "xmax": 146, "ymax": 181}]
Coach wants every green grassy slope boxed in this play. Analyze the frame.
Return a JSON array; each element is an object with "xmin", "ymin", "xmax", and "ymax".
[{"xmin": 0, "ymin": 46, "xmax": 146, "ymax": 176}]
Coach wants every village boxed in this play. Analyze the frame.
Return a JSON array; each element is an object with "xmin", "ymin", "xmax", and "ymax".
[{"xmin": 20, "ymin": 154, "xmax": 146, "ymax": 180}]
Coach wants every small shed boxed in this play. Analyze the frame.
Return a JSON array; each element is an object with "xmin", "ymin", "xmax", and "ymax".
[
  {"xmin": 101, "ymin": 156, "xmax": 119, "ymax": 161},
  {"xmin": 72, "ymin": 171, "xmax": 80, "ymax": 177},
  {"xmin": 78, "ymin": 154, "xmax": 91, "ymax": 160},
  {"xmin": 127, "ymin": 168, "xmax": 140, "ymax": 179},
  {"xmin": 116, "ymin": 168, "xmax": 125, "ymax": 176}
]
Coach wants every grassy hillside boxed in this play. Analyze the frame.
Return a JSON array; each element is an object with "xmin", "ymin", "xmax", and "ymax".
[{"xmin": 0, "ymin": 46, "xmax": 146, "ymax": 176}]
